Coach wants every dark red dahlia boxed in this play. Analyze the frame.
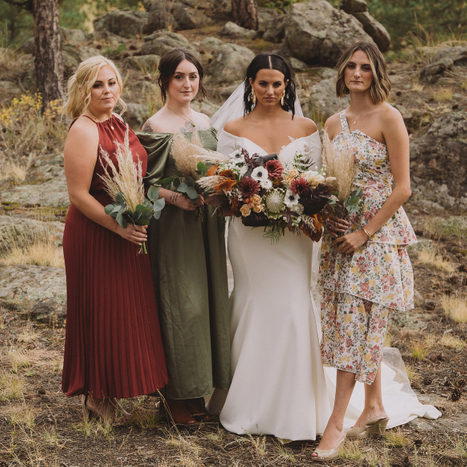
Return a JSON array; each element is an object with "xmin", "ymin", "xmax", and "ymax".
[
  {"xmin": 239, "ymin": 176, "xmax": 260, "ymax": 198},
  {"xmin": 265, "ymin": 159, "xmax": 284, "ymax": 179},
  {"xmin": 290, "ymin": 177, "xmax": 310, "ymax": 197}
]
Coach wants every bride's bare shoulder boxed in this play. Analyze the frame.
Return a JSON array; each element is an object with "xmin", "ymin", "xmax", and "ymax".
[
  {"xmin": 293, "ymin": 115, "xmax": 318, "ymax": 135},
  {"xmin": 223, "ymin": 116, "xmax": 247, "ymax": 136}
]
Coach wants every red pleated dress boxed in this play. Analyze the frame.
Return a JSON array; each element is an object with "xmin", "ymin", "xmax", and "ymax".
[{"xmin": 62, "ymin": 115, "xmax": 168, "ymax": 399}]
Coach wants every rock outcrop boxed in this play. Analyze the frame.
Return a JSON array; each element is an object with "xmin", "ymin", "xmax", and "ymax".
[
  {"xmin": 340, "ymin": 0, "xmax": 391, "ymax": 51},
  {"xmin": 284, "ymin": 1, "xmax": 375, "ymax": 67},
  {"xmin": 410, "ymin": 112, "xmax": 467, "ymax": 210},
  {"xmin": 141, "ymin": 31, "xmax": 198, "ymax": 56},
  {"xmin": 206, "ymin": 43, "xmax": 255, "ymax": 85},
  {"xmin": 93, "ymin": 9, "xmax": 148, "ymax": 38}
]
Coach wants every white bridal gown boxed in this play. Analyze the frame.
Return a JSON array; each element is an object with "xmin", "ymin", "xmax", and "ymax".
[{"xmin": 207, "ymin": 129, "xmax": 441, "ymax": 442}]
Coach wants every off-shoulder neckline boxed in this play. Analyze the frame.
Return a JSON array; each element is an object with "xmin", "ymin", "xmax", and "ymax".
[{"xmin": 220, "ymin": 129, "xmax": 319, "ymax": 155}]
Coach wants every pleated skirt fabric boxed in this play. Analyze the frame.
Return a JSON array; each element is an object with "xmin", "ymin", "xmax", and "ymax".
[{"xmin": 62, "ymin": 198, "xmax": 168, "ymax": 399}]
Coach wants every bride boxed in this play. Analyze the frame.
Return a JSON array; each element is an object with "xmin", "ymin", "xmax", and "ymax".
[{"xmin": 207, "ymin": 53, "xmax": 440, "ymax": 442}]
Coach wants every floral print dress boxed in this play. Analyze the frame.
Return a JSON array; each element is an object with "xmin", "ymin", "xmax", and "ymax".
[{"xmin": 319, "ymin": 110, "xmax": 417, "ymax": 384}]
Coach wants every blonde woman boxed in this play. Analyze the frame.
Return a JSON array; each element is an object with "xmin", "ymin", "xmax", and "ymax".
[
  {"xmin": 314, "ymin": 42, "xmax": 417, "ymax": 460},
  {"xmin": 61, "ymin": 55, "xmax": 167, "ymax": 421}
]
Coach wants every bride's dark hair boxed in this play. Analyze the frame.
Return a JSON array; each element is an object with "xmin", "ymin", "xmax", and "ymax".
[{"xmin": 243, "ymin": 53, "xmax": 296, "ymax": 117}]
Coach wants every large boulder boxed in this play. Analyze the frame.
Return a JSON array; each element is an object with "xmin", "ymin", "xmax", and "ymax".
[
  {"xmin": 124, "ymin": 54, "xmax": 160, "ymax": 72},
  {"xmin": 410, "ymin": 112, "xmax": 467, "ymax": 210},
  {"xmin": 124, "ymin": 103, "xmax": 149, "ymax": 130},
  {"xmin": 284, "ymin": 1, "xmax": 375, "ymax": 67},
  {"xmin": 0, "ymin": 216, "xmax": 64, "ymax": 254},
  {"xmin": 221, "ymin": 21, "xmax": 256, "ymax": 40},
  {"xmin": 257, "ymin": 7, "xmax": 279, "ymax": 37},
  {"xmin": 340, "ymin": 0, "xmax": 390, "ymax": 51},
  {"xmin": 262, "ymin": 14, "xmax": 287, "ymax": 43},
  {"xmin": 302, "ymin": 73, "xmax": 350, "ymax": 121},
  {"xmin": 352, "ymin": 12, "xmax": 391, "ymax": 52},
  {"xmin": 141, "ymin": 31, "xmax": 197, "ymax": 56},
  {"xmin": 0, "ymin": 264, "xmax": 66, "ymax": 325},
  {"xmin": 431, "ymin": 46, "xmax": 467, "ymax": 67},
  {"xmin": 206, "ymin": 43, "xmax": 255, "ymax": 86},
  {"xmin": 146, "ymin": 0, "xmax": 209, "ymax": 33},
  {"xmin": 59, "ymin": 27, "xmax": 90, "ymax": 45},
  {"xmin": 93, "ymin": 9, "xmax": 148, "ymax": 38},
  {"xmin": 1, "ymin": 169, "xmax": 70, "ymax": 208}
]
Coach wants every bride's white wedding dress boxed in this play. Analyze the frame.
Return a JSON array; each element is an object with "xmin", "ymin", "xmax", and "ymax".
[{"xmin": 207, "ymin": 129, "xmax": 441, "ymax": 441}]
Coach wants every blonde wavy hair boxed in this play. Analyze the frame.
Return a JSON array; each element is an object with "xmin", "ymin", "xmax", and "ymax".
[
  {"xmin": 335, "ymin": 41, "xmax": 391, "ymax": 104},
  {"xmin": 62, "ymin": 55, "xmax": 126, "ymax": 119}
]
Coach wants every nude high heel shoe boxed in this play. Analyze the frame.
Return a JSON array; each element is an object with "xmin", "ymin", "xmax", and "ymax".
[
  {"xmin": 346, "ymin": 416, "xmax": 389, "ymax": 439},
  {"xmin": 312, "ymin": 433, "xmax": 346, "ymax": 462}
]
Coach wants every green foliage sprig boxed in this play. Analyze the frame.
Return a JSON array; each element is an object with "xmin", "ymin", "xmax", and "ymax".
[{"xmin": 104, "ymin": 186, "xmax": 165, "ymax": 254}]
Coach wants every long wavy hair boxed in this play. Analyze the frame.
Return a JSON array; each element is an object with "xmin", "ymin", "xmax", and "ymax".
[
  {"xmin": 62, "ymin": 55, "xmax": 126, "ymax": 119},
  {"xmin": 243, "ymin": 53, "xmax": 296, "ymax": 117},
  {"xmin": 157, "ymin": 48, "xmax": 207, "ymax": 104},
  {"xmin": 335, "ymin": 41, "xmax": 391, "ymax": 104}
]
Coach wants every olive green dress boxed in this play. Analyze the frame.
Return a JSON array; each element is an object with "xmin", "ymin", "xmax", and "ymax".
[{"xmin": 138, "ymin": 128, "xmax": 231, "ymax": 400}]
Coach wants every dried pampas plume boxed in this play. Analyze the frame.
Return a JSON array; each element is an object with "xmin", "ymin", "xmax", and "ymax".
[
  {"xmin": 171, "ymin": 131, "xmax": 229, "ymax": 179},
  {"xmin": 99, "ymin": 126, "xmax": 145, "ymax": 211},
  {"xmin": 321, "ymin": 130, "xmax": 356, "ymax": 202}
]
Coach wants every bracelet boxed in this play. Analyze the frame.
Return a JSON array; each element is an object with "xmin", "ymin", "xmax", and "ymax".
[{"xmin": 362, "ymin": 227, "xmax": 372, "ymax": 239}]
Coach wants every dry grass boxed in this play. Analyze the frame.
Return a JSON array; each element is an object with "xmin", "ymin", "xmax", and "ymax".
[
  {"xmin": 432, "ymin": 86, "xmax": 453, "ymax": 101},
  {"xmin": 423, "ymin": 216, "xmax": 467, "ymax": 241},
  {"xmin": 0, "ymin": 221, "xmax": 65, "ymax": 268},
  {"xmin": 0, "ymin": 94, "xmax": 66, "ymax": 165},
  {"xmin": 0, "ymin": 161, "xmax": 28, "ymax": 182},
  {"xmin": 441, "ymin": 294, "xmax": 467, "ymax": 323},
  {"xmin": 410, "ymin": 335, "xmax": 436, "ymax": 360},
  {"xmin": 9, "ymin": 350, "xmax": 32, "ymax": 373},
  {"xmin": 321, "ymin": 130, "xmax": 356, "ymax": 202},
  {"xmin": 99, "ymin": 128, "xmax": 146, "ymax": 212},
  {"xmin": 440, "ymin": 333, "xmax": 466, "ymax": 351},
  {"xmin": 0, "ymin": 371, "xmax": 24, "ymax": 401},
  {"xmin": 9, "ymin": 405, "xmax": 36, "ymax": 429},
  {"xmin": 411, "ymin": 81, "xmax": 424, "ymax": 92},
  {"xmin": 385, "ymin": 428, "xmax": 410, "ymax": 448},
  {"xmin": 417, "ymin": 248, "xmax": 456, "ymax": 273},
  {"xmin": 339, "ymin": 439, "xmax": 363, "ymax": 461}
]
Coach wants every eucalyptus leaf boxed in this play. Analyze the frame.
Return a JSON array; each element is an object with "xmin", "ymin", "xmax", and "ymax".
[
  {"xmin": 186, "ymin": 186, "xmax": 198, "ymax": 200},
  {"xmin": 154, "ymin": 210, "xmax": 162, "ymax": 220},
  {"xmin": 177, "ymin": 182, "xmax": 188, "ymax": 193},
  {"xmin": 115, "ymin": 192, "xmax": 126, "ymax": 203},
  {"xmin": 147, "ymin": 186, "xmax": 160, "ymax": 201},
  {"xmin": 154, "ymin": 198, "xmax": 165, "ymax": 211},
  {"xmin": 116, "ymin": 212, "xmax": 127, "ymax": 228},
  {"xmin": 160, "ymin": 177, "xmax": 174, "ymax": 186},
  {"xmin": 186, "ymin": 175, "xmax": 195, "ymax": 185},
  {"xmin": 173, "ymin": 178, "xmax": 181, "ymax": 188}
]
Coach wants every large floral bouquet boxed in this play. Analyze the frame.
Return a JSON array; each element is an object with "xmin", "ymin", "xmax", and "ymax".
[{"xmin": 198, "ymin": 148, "xmax": 335, "ymax": 243}]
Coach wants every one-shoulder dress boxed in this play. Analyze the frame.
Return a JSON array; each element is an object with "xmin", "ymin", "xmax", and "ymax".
[
  {"xmin": 320, "ymin": 110, "xmax": 418, "ymax": 384},
  {"xmin": 62, "ymin": 116, "xmax": 168, "ymax": 399},
  {"xmin": 138, "ymin": 128, "xmax": 231, "ymax": 400}
]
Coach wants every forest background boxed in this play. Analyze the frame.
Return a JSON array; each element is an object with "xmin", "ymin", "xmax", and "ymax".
[{"xmin": 1, "ymin": 0, "xmax": 467, "ymax": 51}]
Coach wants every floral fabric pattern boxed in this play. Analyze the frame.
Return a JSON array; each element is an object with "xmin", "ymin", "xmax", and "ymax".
[
  {"xmin": 321, "ymin": 291, "xmax": 389, "ymax": 384},
  {"xmin": 320, "ymin": 110, "xmax": 416, "ymax": 384}
]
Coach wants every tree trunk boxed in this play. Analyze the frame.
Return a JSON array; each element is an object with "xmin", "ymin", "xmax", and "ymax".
[
  {"xmin": 231, "ymin": 0, "xmax": 258, "ymax": 30},
  {"xmin": 33, "ymin": 0, "xmax": 64, "ymax": 109}
]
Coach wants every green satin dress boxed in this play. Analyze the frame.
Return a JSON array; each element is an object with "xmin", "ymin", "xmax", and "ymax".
[{"xmin": 138, "ymin": 128, "xmax": 231, "ymax": 399}]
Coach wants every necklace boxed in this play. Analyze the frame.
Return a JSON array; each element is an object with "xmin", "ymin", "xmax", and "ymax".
[
  {"xmin": 350, "ymin": 107, "xmax": 371, "ymax": 126},
  {"xmin": 166, "ymin": 105, "xmax": 196, "ymax": 128},
  {"xmin": 88, "ymin": 109, "xmax": 114, "ymax": 130}
]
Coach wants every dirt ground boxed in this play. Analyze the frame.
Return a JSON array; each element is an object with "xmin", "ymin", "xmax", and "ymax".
[{"xmin": 0, "ymin": 204, "xmax": 466, "ymax": 467}]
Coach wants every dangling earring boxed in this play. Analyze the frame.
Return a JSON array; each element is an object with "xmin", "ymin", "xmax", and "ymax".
[
  {"xmin": 280, "ymin": 91, "xmax": 285, "ymax": 106},
  {"xmin": 251, "ymin": 88, "xmax": 256, "ymax": 105}
]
